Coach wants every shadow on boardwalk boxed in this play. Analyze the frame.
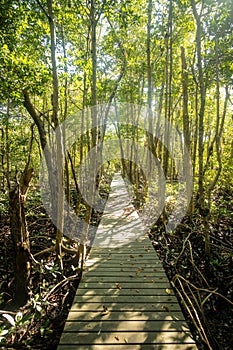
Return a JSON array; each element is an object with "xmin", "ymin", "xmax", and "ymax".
[
  {"xmin": 58, "ymin": 240, "xmax": 197, "ymax": 349},
  {"xmin": 57, "ymin": 174, "xmax": 197, "ymax": 349}
]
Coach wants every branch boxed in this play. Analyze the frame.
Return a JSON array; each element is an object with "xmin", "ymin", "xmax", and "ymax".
[
  {"xmin": 23, "ymin": 90, "xmax": 47, "ymax": 150},
  {"xmin": 43, "ymin": 274, "xmax": 80, "ymax": 301},
  {"xmin": 35, "ymin": 0, "xmax": 50, "ymax": 21}
]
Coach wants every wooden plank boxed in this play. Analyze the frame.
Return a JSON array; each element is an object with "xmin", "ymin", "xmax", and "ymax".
[
  {"xmin": 62, "ymin": 320, "xmax": 190, "ymax": 332},
  {"xmin": 86, "ymin": 262, "xmax": 162, "ymax": 266},
  {"xmin": 85, "ymin": 269, "xmax": 165, "ymax": 274},
  {"xmin": 71, "ymin": 303, "xmax": 180, "ymax": 311},
  {"xmin": 85, "ymin": 268, "xmax": 165, "ymax": 274},
  {"xmin": 73, "ymin": 296, "xmax": 176, "ymax": 303},
  {"xmin": 85, "ymin": 266, "xmax": 165, "ymax": 272},
  {"xmin": 91, "ymin": 249, "xmax": 155, "ymax": 254},
  {"xmin": 87, "ymin": 256, "xmax": 161, "ymax": 262},
  {"xmin": 58, "ymin": 174, "xmax": 197, "ymax": 349},
  {"xmin": 73, "ymin": 293, "xmax": 176, "ymax": 300},
  {"xmin": 67, "ymin": 308, "xmax": 184, "ymax": 321},
  {"xmin": 59, "ymin": 330, "xmax": 195, "ymax": 345},
  {"xmin": 83, "ymin": 276, "xmax": 168, "ymax": 282},
  {"xmin": 85, "ymin": 273, "xmax": 165, "ymax": 278},
  {"xmin": 89, "ymin": 255, "xmax": 158, "ymax": 259},
  {"xmin": 90, "ymin": 250, "xmax": 155, "ymax": 255},
  {"xmin": 58, "ymin": 344, "xmax": 197, "ymax": 350},
  {"xmin": 90, "ymin": 251, "xmax": 156, "ymax": 255},
  {"xmin": 77, "ymin": 276, "xmax": 171, "ymax": 289},
  {"xmin": 75, "ymin": 288, "xmax": 174, "ymax": 296}
]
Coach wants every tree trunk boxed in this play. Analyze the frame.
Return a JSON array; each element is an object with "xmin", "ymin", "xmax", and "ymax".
[
  {"xmin": 181, "ymin": 46, "xmax": 193, "ymax": 214},
  {"xmin": 163, "ymin": 0, "xmax": 173, "ymax": 178},
  {"xmin": 47, "ymin": 0, "xmax": 59, "ymax": 127},
  {"xmin": 191, "ymin": 0, "xmax": 206, "ymax": 214},
  {"xmin": 47, "ymin": 0, "xmax": 64, "ymax": 269},
  {"xmin": 146, "ymin": 0, "xmax": 154, "ymax": 161},
  {"xmin": 9, "ymin": 167, "xmax": 33, "ymax": 306}
]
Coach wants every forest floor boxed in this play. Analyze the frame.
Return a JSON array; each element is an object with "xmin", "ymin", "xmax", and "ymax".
[
  {"xmin": 0, "ymin": 187, "xmax": 232, "ymax": 350},
  {"xmin": 151, "ymin": 188, "xmax": 233, "ymax": 350}
]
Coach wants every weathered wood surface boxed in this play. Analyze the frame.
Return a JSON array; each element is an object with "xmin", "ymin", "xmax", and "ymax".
[{"xmin": 58, "ymin": 174, "xmax": 197, "ymax": 349}]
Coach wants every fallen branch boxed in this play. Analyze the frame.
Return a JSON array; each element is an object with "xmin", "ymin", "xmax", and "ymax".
[
  {"xmin": 0, "ymin": 310, "xmax": 16, "ymax": 315},
  {"xmin": 43, "ymin": 274, "xmax": 80, "ymax": 301},
  {"xmin": 34, "ymin": 246, "xmax": 55, "ymax": 257},
  {"xmin": 171, "ymin": 273, "xmax": 233, "ymax": 349},
  {"xmin": 172, "ymin": 274, "xmax": 233, "ymax": 306}
]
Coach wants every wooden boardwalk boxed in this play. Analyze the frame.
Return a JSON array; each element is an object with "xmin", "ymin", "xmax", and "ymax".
[{"xmin": 58, "ymin": 175, "xmax": 197, "ymax": 350}]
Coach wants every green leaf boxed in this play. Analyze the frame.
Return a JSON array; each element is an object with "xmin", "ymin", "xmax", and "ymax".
[{"xmin": 15, "ymin": 312, "xmax": 23, "ymax": 323}]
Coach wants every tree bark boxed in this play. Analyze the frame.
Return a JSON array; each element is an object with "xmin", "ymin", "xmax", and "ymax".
[
  {"xmin": 47, "ymin": 0, "xmax": 59, "ymax": 127},
  {"xmin": 191, "ymin": 0, "xmax": 206, "ymax": 213},
  {"xmin": 9, "ymin": 167, "xmax": 33, "ymax": 306},
  {"xmin": 181, "ymin": 46, "xmax": 193, "ymax": 214},
  {"xmin": 163, "ymin": 0, "xmax": 173, "ymax": 178}
]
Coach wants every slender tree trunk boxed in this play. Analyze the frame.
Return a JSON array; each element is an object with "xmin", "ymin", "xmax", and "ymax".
[
  {"xmin": 0, "ymin": 101, "xmax": 11, "ymax": 192},
  {"xmin": 0, "ymin": 127, "xmax": 4, "ymax": 192},
  {"xmin": 191, "ymin": 0, "xmax": 211, "ymax": 262},
  {"xmin": 78, "ymin": 0, "xmax": 98, "ymax": 268},
  {"xmin": 192, "ymin": 86, "xmax": 199, "ymax": 182},
  {"xmin": 47, "ymin": 0, "xmax": 64, "ymax": 269},
  {"xmin": 191, "ymin": 0, "xmax": 206, "ymax": 214},
  {"xmin": 91, "ymin": 0, "xmax": 97, "ymax": 148},
  {"xmin": 181, "ymin": 46, "xmax": 193, "ymax": 214},
  {"xmin": 47, "ymin": 0, "xmax": 59, "ymax": 127},
  {"xmin": 9, "ymin": 167, "xmax": 33, "ymax": 306},
  {"xmin": 146, "ymin": 0, "xmax": 155, "ymax": 163},
  {"xmin": 163, "ymin": 0, "xmax": 173, "ymax": 178}
]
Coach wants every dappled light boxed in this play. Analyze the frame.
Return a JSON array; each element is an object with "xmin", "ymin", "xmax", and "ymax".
[
  {"xmin": 0, "ymin": 0, "xmax": 232, "ymax": 348},
  {"xmin": 58, "ymin": 175, "xmax": 197, "ymax": 349}
]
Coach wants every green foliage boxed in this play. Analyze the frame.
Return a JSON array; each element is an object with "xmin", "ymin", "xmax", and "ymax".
[
  {"xmin": 0, "ymin": 1, "xmax": 232, "ymax": 349},
  {"xmin": 0, "ymin": 311, "xmax": 32, "ymax": 345}
]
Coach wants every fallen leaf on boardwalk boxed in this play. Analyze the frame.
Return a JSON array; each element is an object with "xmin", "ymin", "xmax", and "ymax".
[
  {"xmin": 102, "ymin": 311, "xmax": 109, "ymax": 316},
  {"xmin": 162, "ymin": 305, "xmax": 171, "ymax": 312},
  {"xmin": 115, "ymin": 336, "xmax": 120, "ymax": 341},
  {"xmin": 115, "ymin": 283, "xmax": 122, "ymax": 290},
  {"xmin": 166, "ymin": 288, "xmax": 172, "ymax": 295},
  {"xmin": 123, "ymin": 207, "xmax": 134, "ymax": 216},
  {"xmin": 102, "ymin": 305, "xmax": 109, "ymax": 315},
  {"xmin": 124, "ymin": 338, "xmax": 128, "ymax": 343},
  {"xmin": 130, "ymin": 255, "xmax": 134, "ymax": 258},
  {"xmin": 136, "ymin": 289, "xmax": 140, "ymax": 293},
  {"xmin": 137, "ymin": 268, "xmax": 143, "ymax": 272},
  {"xmin": 139, "ymin": 254, "xmax": 143, "ymax": 257}
]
